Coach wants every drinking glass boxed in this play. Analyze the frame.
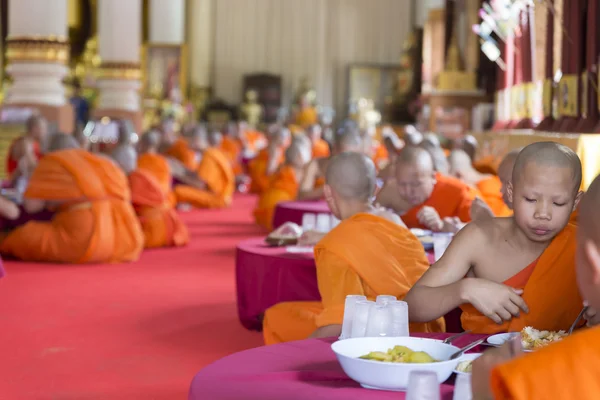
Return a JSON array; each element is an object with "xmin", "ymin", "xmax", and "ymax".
[
  {"xmin": 364, "ymin": 304, "xmax": 392, "ymax": 337},
  {"xmin": 330, "ymin": 215, "xmax": 341, "ymax": 229},
  {"xmin": 389, "ymin": 300, "xmax": 410, "ymax": 337},
  {"xmin": 406, "ymin": 370, "xmax": 441, "ymax": 400},
  {"xmin": 339, "ymin": 295, "xmax": 367, "ymax": 339},
  {"xmin": 349, "ymin": 300, "xmax": 373, "ymax": 338},
  {"xmin": 433, "ymin": 233, "xmax": 453, "ymax": 262},
  {"xmin": 301, "ymin": 213, "xmax": 316, "ymax": 231},
  {"xmin": 453, "ymin": 373, "xmax": 472, "ymax": 400},
  {"xmin": 316, "ymin": 213, "xmax": 331, "ymax": 233},
  {"xmin": 376, "ymin": 295, "xmax": 397, "ymax": 305}
]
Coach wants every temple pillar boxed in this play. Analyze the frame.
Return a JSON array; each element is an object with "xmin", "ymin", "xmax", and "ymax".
[
  {"xmin": 576, "ymin": 0, "xmax": 600, "ymax": 132},
  {"xmin": 4, "ymin": 0, "xmax": 73, "ymax": 133},
  {"xmin": 187, "ymin": 0, "xmax": 214, "ymax": 118},
  {"xmin": 536, "ymin": 0, "xmax": 554, "ymax": 131},
  {"xmin": 94, "ymin": 0, "xmax": 142, "ymax": 133},
  {"xmin": 149, "ymin": 0, "xmax": 185, "ymax": 44},
  {"xmin": 513, "ymin": 6, "xmax": 535, "ymax": 129}
]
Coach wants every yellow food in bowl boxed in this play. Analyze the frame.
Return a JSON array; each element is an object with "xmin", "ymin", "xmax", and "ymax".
[{"xmin": 359, "ymin": 345, "xmax": 437, "ymax": 363}]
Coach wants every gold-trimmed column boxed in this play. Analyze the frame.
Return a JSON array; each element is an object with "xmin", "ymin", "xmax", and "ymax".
[
  {"xmin": 5, "ymin": 0, "xmax": 73, "ymax": 133},
  {"xmin": 94, "ymin": 0, "xmax": 142, "ymax": 132}
]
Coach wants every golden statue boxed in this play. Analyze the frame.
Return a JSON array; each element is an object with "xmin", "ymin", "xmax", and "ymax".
[
  {"xmin": 240, "ymin": 90, "xmax": 263, "ymax": 128},
  {"xmin": 68, "ymin": 35, "xmax": 101, "ymax": 105},
  {"xmin": 445, "ymin": 34, "xmax": 464, "ymax": 72},
  {"xmin": 294, "ymin": 76, "xmax": 317, "ymax": 107}
]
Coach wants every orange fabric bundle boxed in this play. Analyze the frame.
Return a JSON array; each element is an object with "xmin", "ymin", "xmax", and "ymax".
[
  {"xmin": 263, "ymin": 213, "xmax": 445, "ymax": 344},
  {"xmin": 253, "ymin": 165, "xmax": 299, "ymax": 230},
  {"xmin": 1, "ymin": 149, "xmax": 144, "ymax": 263},
  {"xmin": 460, "ymin": 224, "xmax": 583, "ymax": 334}
]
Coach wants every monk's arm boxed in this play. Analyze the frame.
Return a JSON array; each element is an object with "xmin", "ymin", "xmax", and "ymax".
[
  {"xmin": 311, "ymin": 250, "xmax": 367, "ymax": 338},
  {"xmin": 404, "ymin": 225, "xmax": 479, "ymax": 322},
  {"xmin": 167, "ymin": 157, "xmax": 207, "ymax": 190},
  {"xmin": 375, "ymin": 181, "xmax": 410, "ymax": 214},
  {"xmin": 456, "ymin": 190, "xmax": 475, "ymax": 222},
  {"xmin": 265, "ymin": 147, "xmax": 280, "ymax": 175},
  {"xmin": 22, "ymin": 198, "xmax": 46, "ymax": 214},
  {"xmin": 0, "ymin": 197, "xmax": 20, "ymax": 220},
  {"xmin": 297, "ymin": 160, "xmax": 323, "ymax": 200}
]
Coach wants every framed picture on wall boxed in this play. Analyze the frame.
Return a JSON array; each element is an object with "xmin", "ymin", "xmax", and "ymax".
[
  {"xmin": 141, "ymin": 44, "xmax": 188, "ymax": 102},
  {"xmin": 347, "ymin": 64, "xmax": 402, "ymax": 113}
]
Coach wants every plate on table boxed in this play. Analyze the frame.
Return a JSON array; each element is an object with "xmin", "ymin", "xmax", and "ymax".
[
  {"xmin": 454, "ymin": 353, "xmax": 482, "ymax": 375},
  {"xmin": 486, "ymin": 333, "xmax": 532, "ymax": 352}
]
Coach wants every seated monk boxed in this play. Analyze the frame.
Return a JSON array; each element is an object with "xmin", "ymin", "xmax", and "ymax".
[
  {"xmin": 389, "ymin": 147, "xmax": 475, "ymax": 232},
  {"xmin": 263, "ymin": 152, "xmax": 445, "ymax": 344},
  {"xmin": 238, "ymin": 121, "xmax": 267, "ymax": 155},
  {"xmin": 220, "ymin": 122, "xmax": 244, "ymax": 176},
  {"xmin": 112, "ymin": 144, "xmax": 188, "ymax": 248},
  {"xmin": 404, "ymin": 142, "xmax": 584, "ymax": 334},
  {"xmin": 293, "ymin": 98, "xmax": 319, "ymax": 128},
  {"xmin": 419, "ymin": 136, "xmax": 450, "ymax": 175},
  {"xmin": 471, "ymin": 173, "xmax": 600, "ymax": 400},
  {"xmin": 449, "ymin": 149, "xmax": 512, "ymax": 217},
  {"xmin": 163, "ymin": 120, "xmax": 198, "ymax": 170},
  {"xmin": 297, "ymin": 129, "xmax": 363, "ymax": 201},
  {"xmin": 248, "ymin": 127, "xmax": 290, "ymax": 194},
  {"xmin": 7, "ymin": 115, "xmax": 48, "ymax": 182},
  {"xmin": 1, "ymin": 133, "xmax": 144, "ymax": 263},
  {"xmin": 306, "ymin": 124, "xmax": 330, "ymax": 159},
  {"xmin": 173, "ymin": 129, "xmax": 235, "ymax": 208},
  {"xmin": 253, "ymin": 138, "xmax": 312, "ymax": 230}
]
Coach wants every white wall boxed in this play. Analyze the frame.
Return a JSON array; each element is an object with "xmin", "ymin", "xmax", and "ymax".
[{"xmin": 212, "ymin": 0, "xmax": 413, "ymax": 117}]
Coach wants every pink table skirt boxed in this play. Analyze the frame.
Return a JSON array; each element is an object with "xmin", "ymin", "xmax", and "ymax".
[
  {"xmin": 0, "ymin": 256, "xmax": 5, "ymax": 278},
  {"xmin": 272, "ymin": 200, "xmax": 331, "ymax": 229},
  {"xmin": 189, "ymin": 333, "xmax": 488, "ymax": 400},
  {"xmin": 236, "ymin": 238, "xmax": 320, "ymax": 331}
]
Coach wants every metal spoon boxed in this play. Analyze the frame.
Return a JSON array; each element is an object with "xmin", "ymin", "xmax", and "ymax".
[
  {"xmin": 442, "ymin": 330, "xmax": 472, "ymax": 344},
  {"xmin": 568, "ymin": 306, "xmax": 588, "ymax": 335},
  {"xmin": 449, "ymin": 338, "xmax": 485, "ymax": 360}
]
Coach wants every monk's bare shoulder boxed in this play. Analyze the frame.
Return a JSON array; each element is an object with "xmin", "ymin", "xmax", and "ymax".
[{"xmin": 449, "ymin": 217, "xmax": 498, "ymax": 253}]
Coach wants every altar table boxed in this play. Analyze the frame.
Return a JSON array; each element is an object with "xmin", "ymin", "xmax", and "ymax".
[{"xmin": 272, "ymin": 200, "xmax": 331, "ymax": 229}]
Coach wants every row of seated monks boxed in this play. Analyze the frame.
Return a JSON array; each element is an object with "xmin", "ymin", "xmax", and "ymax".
[{"xmin": 253, "ymin": 125, "xmax": 597, "ymax": 397}]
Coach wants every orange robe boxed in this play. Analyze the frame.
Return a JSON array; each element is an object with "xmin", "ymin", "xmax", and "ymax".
[
  {"xmin": 372, "ymin": 141, "xmax": 389, "ymax": 168},
  {"xmin": 165, "ymin": 138, "xmax": 198, "ymax": 170},
  {"xmin": 460, "ymin": 224, "xmax": 582, "ymax": 334},
  {"xmin": 6, "ymin": 138, "xmax": 43, "ymax": 176},
  {"xmin": 263, "ymin": 213, "xmax": 446, "ymax": 344},
  {"xmin": 137, "ymin": 152, "xmax": 177, "ymax": 208},
  {"xmin": 1, "ymin": 149, "xmax": 144, "ymax": 263},
  {"xmin": 473, "ymin": 155, "xmax": 499, "ymax": 175},
  {"xmin": 129, "ymin": 169, "xmax": 188, "ymax": 248},
  {"xmin": 402, "ymin": 174, "xmax": 475, "ymax": 229},
  {"xmin": 476, "ymin": 175, "xmax": 512, "ymax": 217},
  {"xmin": 294, "ymin": 107, "xmax": 318, "ymax": 127},
  {"xmin": 312, "ymin": 139, "xmax": 330, "ymax": 159},
  {"xmin": 221, "ymin": 137, "xmax": 244, "ymax": 175},
  {"xmin": 245, "ymin": 130, "xmax": 267, "ymax": 153},
  {"xmin": 174, "ymin": 148, "xmax": 235, "ymax": 208},
  {"xmin": 253, "ymin": 165, "xmax": 299, "ymax": 230},
  {"xmin": 490, "ymin": 326, "xmax": 600, "ymax": 399},
  {"xmin": 248, "ymin": 148, "xmax": 284, "ymax": 194}
]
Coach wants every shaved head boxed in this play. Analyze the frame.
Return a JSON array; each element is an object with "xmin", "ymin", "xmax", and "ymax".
[
  {"xmin": 513, "ymin": 142, "xmax": 582, "ymax": 193},
  {"xmin": 208, "ymin": 130, "xmax": 222, "ymax": 147},
  {"xmin": 418, "ymin": 141, "xmax": 449, "ymax": 175},
  {"xmin": 335, "ymin": 130, "xmax": 363, "ymax": 153},
  {"xmin": 395, "ymin": 146, "xmax": 437, "ymax": 206},
  {"xmin": 422, "ymin": 133, "xmax": 441, "ymax": 148},
  {"xmin": 404, "ymin": 126, "xmax": 423, "ymax": 146},
  {"xmin": 189, "ymin": 126, "xmax": 209, "ymax": 152},
  {"xmin": 397, "ymin": 146, "xmax": 435, "ymax": 170},
  {"xmin": 285, "ymin": 138, "xmax": 311, "ymax": 167},
  {"xmin": 448, "ymin": 149, "xmax": 474, "ymax": 175},
  {"xmin": 454, "ymin": 135, "xmax": 478, "ymax": 160},
  {"xmin": 326, "ymin": 152, "xmax": 376, "ymax": 202},
  {"xmin": 47, "ymin": 133, "xmax": 80, "ymax": 152},
  {"xmin": 577, "ymin": 175, "xmax": 600, "ymax": 308},
  {"xmin": 111, "ymin": 145, "xmax": 137, "ymax": 175},
  {"xmin": 497, "ymin": 148, "xmax": 523, "ymax": 209},
  {"xmin": 139, "ymin": 130, "xmax": 160, "ymax": 153}
]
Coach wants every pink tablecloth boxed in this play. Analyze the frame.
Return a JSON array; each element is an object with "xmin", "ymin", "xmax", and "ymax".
[
  {"xmin": 189, "ymin": 333, "xmax": 488, "ymax": 400},
  {"xmin": 236, "ymin": 238, "xmax": 320, "ymax": 330},
  {"xmin": 236, "ymin": 237, "xmax": 440, "ymax": 331},
  {"xmin": 0, "ymin": 257, "xmax": 5, "ymax": 279},
  {"xmin": 272, "ymin": 200, "xmax": 331, "ymax": 229}
]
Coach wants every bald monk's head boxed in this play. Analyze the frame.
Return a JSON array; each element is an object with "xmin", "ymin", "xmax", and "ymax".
[
  {"xmin": 448, "ymin": 149, "xmax": 476, "ymax": 180},
  {"xmin": 324, "ymin": 152, "xmax": 376, "ymax": 219},
  {"xmin": 395, "ymin": 146, "xmax": 437, "ymax": 206},
  {"xmin": 306, "ymin": 124, "xmax": 322, "ymax": 144},
  {"xmin": 270, "ymin": 127, "xmax": 291, "ymax": 148},
  {"xmin": 419, "ymin": 141, "xmax": 449, "ymax": 175},
  {"xmin": 454, "ymin": 134, "xmax": 478, "ymax": 161},
  {"xmin": 497, "ymin": 148, "xmax": 522, "ymax": 209},
  {"xmin": 111, "ymin": 145, "xmax": 137, "ymax": 175},
  {"xmin": 577, "ymin": 175, "xmax": 600, "ymax": 309},
  {"xmin": 422, "ymin": 133, "xmax": 441, "ymax": 148},
  {"xmin": 188, "ymin": 127, "xmax": 209, "ymax": 152},
  {"xmin": 508, "ymin": 142, "xmax": 583, "ymax": 242},
  {"xmin": 334, "ymin": 130, "xmax": 363, "ymax": 154},
  {"xmin": 208, "ymin": 130, "xmax": 223, "ymax": 147},
  {"xmin": 403, "ymin": 126, "xmax": 423, "ymax": 147},
  {"xmin": 284, "ymin": 138, "xmax": 311, "ymax": 169},
  {"xmin": 138, "ymin": 130, "xmax": 161, "ymax": 154},
  {"xmin": 47, "ymin": 133, "xmax": 80, "ymax": 153}
]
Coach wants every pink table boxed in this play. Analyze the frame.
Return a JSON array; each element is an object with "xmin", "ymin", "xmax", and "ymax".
[
  {"xmin": 189, "ymin": 333, "xmax": 488, "ymax": 400},
  {"xmin": 0, "ymin": 257, "xmax": 4, "ymax": 279},
  {"xmin": 272, "ymin": 200, "xmax": 331, "ymax": 229},
  {"xmin": 236, "ymin": 238, "xmax": 320, "ymax": 330},
  {"xmin": 236, "ymin": 238, "xmax": 439, "ymax": 331}
]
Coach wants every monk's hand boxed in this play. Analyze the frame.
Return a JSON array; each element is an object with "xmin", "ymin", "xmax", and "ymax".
[
  {"xmin": 417, "ymin": 206, "xmax": 443, "ymax": 231},
  {"xmin": 584, "ymin": 307, "xmax": 600, "ymax": 327},
  {"xmin": 470, "ymin": 197, "xmax": 494, "ymax": 221},
  {"xmin": 462, "ymin": 279, "xmax": 529, "ymax": 324},
  {"xmin": 298, "ymin": 230, "xmax": 326, "ymax": 246},
  {"xmin": 472, "ymin": 335, "xmax": 524, "ymax": 400}
]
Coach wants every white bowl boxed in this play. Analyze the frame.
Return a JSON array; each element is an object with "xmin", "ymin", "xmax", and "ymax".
[{"xmin": 331, "ymin": 337, "xmax": 462, "ymax": 391}]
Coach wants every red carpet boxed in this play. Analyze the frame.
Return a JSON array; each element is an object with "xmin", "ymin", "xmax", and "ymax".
[{"xmin": 0, "ymin": 194, "xmax": 265, "ymax": 399}]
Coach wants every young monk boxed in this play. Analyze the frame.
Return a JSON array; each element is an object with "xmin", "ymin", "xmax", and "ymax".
[
  {"xmin": 404, "ymin": 142, "xmax": 584, "ymax": 334},
  {"xmin": 248, "ymin": 127, "xmax": 290, "ymax": 194},
  {"xmin": 112, "ymin": 144, "xmax": 188, "ymax": 249},
  {"xmin": 253, "ymin": 138, "xmax": 312, "ymax": 230},
  {"xmin": 6, "ymin": 115, "xmax": 47, "ymax": 178},
  {"xmin": 391, "ymin": 147, "xmax": 475, "ymax": 232},
  {"xmin": 297, "ymin": 130, "xmax": 364, "ymax": 201},
  {"xmin": 471, "ymin": 173, "xmax": 600, "ymax": 399},
  {"xmin": 263, "ymin": 152, "xmax": 445, "ymax": 344},
  {"xmin": 173, "ymin": 129, "xmax": 235, "ymax": 208},
  {"xmin": 448, "ymin": 149, "xmax": 512, "ymax": 217},
  {"xmin": 306, "ymin": 124, "xmax": 330, "ymax": 159},
  {"xmin": 1, "ymin": 133, "xmax": 144, "ymax": 263}
]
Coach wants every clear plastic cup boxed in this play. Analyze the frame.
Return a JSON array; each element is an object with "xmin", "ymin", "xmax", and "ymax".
[
  {"xmin": 330, "ymin": 215, "xmax": 341, "ymax": 229},
  {"xmin": 349, "ymin": 300, "xmax": 373, "ymax": 338},
  {"xmin": 406, "ymin": 370, "xmax": 441, "ymax": 400},
  {"xmin": 364, "ymin": 304, "xmax": 392, "ymax": 337},
  {"xmin": 339, "ymin": 295, "xmax": 367, "ymax": 339},
  {"xmin": 433, "ymin": 232, "xmax": 453, "ymax": 262},
  {"xmin": 302, "ymin": 213, "xmax": 316, "ymax": 231},
  {"xmin": 389, "ymin": 300, "xmax": 410, "ymax": 337},
  {"xmin": 316, "ymin": 213, "xmax": 331, "ymax": 233},
  {"xmin": 376, "ymin": 295, "xmax": 397, "ymax": 305},
  {"xmin": 453, "ymin": 373, "xmax": 472, "ymax": 400}
]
